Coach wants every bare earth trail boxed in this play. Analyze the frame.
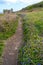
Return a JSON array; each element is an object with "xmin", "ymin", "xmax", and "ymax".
[{"xmin": 2, "ymin": 17, "xmax": 22, "ymax": 65}]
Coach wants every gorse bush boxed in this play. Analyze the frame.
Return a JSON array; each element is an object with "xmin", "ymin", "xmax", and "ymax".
[{"xmin": 18, "ymin": 11, "xmax": 43, "ymax": 65}]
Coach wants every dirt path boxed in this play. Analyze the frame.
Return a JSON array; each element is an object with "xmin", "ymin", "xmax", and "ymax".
[{"xmin": 2, "ymin": 17, "xmax": 22, "ymax": 65}]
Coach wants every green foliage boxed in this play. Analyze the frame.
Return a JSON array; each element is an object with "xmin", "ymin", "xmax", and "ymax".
[
  {"xmin": 0, "ymin": 19, "xmax": 18, "ymax": 40},
  {"xmin": 0, "ymin": 41, "xmax": 4, "ymax": 56},
  {"xmin": 35, "ymin": 20, "xmax": 43, "ymax": 36},
  {"xmin": 18, "ymin": 11, "xmax": 43, "ymax": 65}
]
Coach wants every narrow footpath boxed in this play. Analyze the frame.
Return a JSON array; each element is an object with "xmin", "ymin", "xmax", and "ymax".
[{"xmin": 2, "ymin": 17, "xmax": 22, "ymax": 65}]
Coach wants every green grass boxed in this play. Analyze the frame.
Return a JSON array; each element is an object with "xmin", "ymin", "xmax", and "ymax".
[
  {"xmin": 0, "ymin": 41, "xmax": 4, "ymax": 57},
  {"xmin": 0, "ymin": 14, "xmax": 4, "ymax": 16},
  {"xmin": 18, "ymin": 11, "xmax": 43, "ymax": 65}
]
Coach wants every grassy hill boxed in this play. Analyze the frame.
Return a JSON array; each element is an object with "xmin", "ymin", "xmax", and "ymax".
[
  {"xmin": 21, "ymin": 1, "xmax": 43, "ymax": 12},
  {"xmin": 18, "ymin": 1, "xmax": 43, "ymax": 65}
]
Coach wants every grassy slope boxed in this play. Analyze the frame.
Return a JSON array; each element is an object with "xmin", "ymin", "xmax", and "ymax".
[
  {"xmin": 21, "ymin": 1, "xmax": 43, "ymax": 12},
  {"xmin": 18, "ymin": 11, "xmax": 43, "ymax": 65}
]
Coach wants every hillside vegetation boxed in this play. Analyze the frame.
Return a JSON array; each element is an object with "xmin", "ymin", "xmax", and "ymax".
[
  {"xmin": 18, "ymin": 11, "xmax": 43, "ymax": 65},
  {"xmin": 21, "ymin": 1, "xmax": 43, "ymax": 12},
  {"xmin": 0, "ymin": 14, "xmax": 18, "ymax": 40}
]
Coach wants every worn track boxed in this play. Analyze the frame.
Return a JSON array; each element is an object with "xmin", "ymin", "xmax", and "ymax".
[{"xmin": 2, "ymin": 18, "xmax": 22, "ymax": 65}]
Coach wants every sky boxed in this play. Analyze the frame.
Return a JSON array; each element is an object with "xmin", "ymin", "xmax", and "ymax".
[{"xmin": 0, "ymin": 0, "xmax": 43, "ymax": 13}]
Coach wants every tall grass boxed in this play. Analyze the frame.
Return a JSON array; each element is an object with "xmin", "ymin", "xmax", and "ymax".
[{"xmin": 18, "ymin": 11, "xmax": 43, "ymax": 65}]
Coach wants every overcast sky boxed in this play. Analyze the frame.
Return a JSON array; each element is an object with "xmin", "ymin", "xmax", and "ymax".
[{"xmin": 0, "ymin": 0, "xmax": 43, "ymax": 13}]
